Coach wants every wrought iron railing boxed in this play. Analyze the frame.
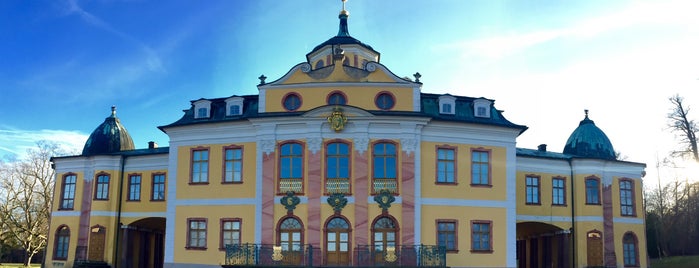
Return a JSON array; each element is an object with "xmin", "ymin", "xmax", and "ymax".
[
  {"xmin": 223, "ymin": 244, "xmax": 446, "ymax": 267},
  {"xmin": 278, "ymin": 178, "xmax": 303, "ymax": 193},
  {"xmin": 372, "ymin": 178, "xmax": 398, "ymax": 194},
  {"xmin": 224, "ymin": 243, "xmax": 319, "ymax": 266},
  {"xmin": 325, "ymin": 178, "xmax": 350, "ymax": 194},
  {"xmin": 354, "ymin": 245, "xmax": 446, "ymax": 267}
]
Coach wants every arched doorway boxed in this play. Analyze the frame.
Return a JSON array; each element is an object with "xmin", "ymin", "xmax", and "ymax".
[
  {"xmin": 371, "ymin": 215, "xmax": 399, "ymax": 264},
  {"xmin": 277, "ymin": 216, "xmax": 304, "ymax": 265},
  {"xmin": 120, "ymin": 217, "xmax": 165, "ymax": 268},
  {"xmin": 324, "ymin": 216, "xmax": 351, "ymax": 266},
  {"xmin": 516, "ymin": 222, "xmax": 569, "ymax": 268}
]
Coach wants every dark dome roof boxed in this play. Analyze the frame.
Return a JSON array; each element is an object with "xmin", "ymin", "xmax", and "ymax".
[
  {"xmin": 563, "ymin": 111, "xmax": 616, "ymax": 160},
  {"xmin": 82, "ymin": 106, "xmax": 135, "ymax": 156},
  {"xmin": 308, "ymin": 10, "xmax": 378, "ymax": 56}
]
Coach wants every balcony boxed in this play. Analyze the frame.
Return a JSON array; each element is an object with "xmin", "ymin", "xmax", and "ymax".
[
  {"xmin": 278, "ymin": 178, "xmax": 303, "ymax": 194},
  {"xmin": 222, "ymin": 244, "xmax": 446, "ymax": 267},
  {"xmin": 325, "ymin": 178, "xmax": 351, "ymax": 194},
  {"xmin": 372, "ymin": 178, "xmax": 398, "ymax": 194}
]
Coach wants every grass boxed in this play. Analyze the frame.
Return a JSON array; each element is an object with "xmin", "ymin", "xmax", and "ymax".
[
  {"xmin": 0, "ymin": 264, "xmax": 27, "ymax": 268},
  {"xmin": 651, "ymin": 255, "xmax": 699, "ymax": 268}
]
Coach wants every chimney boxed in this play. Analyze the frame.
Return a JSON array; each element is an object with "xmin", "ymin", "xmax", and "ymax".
[
  {"xmin": 537, "ymin": 144, "xmax": 547, "ymax": 152},
  {"xmin": 148, "ymin": 141, "xmax": 158, "ymax": 149}
]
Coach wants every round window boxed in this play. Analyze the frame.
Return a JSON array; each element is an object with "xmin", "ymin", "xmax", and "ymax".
[
  {"xmin": 327, "ymin": 92, "xmax": 347, "ymax": 105},
  {"xmin": 283, "ymin": 93, "xmax": 301, "ymax": 111},
  {"xmin": 375, "ymin": 92, "xmax": 395, "ymax": 110}
]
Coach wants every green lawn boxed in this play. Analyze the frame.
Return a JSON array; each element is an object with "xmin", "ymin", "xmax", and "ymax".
[
  {"xmin": 0, "ymin": 265, "xmax": 26, "ymax": 268},
  {"xmin": 651, "ymin": 255, "xmax": 699, "ymax": 268}
]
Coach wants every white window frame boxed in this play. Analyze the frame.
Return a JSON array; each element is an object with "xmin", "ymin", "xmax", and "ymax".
[
  {"xmin": 473, "ymin": 98, "xmax": 492, "ymax": 118},
  {"xmin": 225, "ymin": 97, "xmax": 244, "ymax": 116},
  {"xmin": 438, "ymin": 95, "xmax": 456, "ymax": 115},
  {"xmin": 193, "ymin": 99, "xmax": 212, "ymax": 119}
]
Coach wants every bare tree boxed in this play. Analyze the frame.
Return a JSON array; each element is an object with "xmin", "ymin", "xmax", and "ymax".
[
  {"xmin": 0, "ymin": 141, "xmax": 64, "ymax": 267},
  {"xmin": 668, "ymin": 95, "xmax": 699, "ymax": 162}
]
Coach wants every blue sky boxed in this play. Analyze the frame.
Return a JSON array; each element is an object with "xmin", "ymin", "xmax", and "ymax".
[{"xmin": 1, "ymin": 0, "xmax": 698, "ymax": 184}]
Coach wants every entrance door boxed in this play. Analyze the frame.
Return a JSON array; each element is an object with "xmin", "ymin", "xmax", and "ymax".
[
  {"xmin": 325, "ymin": 217, "xmax": 350, "ymax": 266},
  {"xmin": 279, "ymin": 217, "xmax": 303, "ymax": 265},
  {"xmin": 372, "ymin": 217, "xmax": 397, "ymax": 263},
  {"xmin": 88, "ymin": 225, "xmax": 106, "ymax": 261},
  {"xmin": 587, "ymin": 231, "xmax": 603, "ymax": 267}
]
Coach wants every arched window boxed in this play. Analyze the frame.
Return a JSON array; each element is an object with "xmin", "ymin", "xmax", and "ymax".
[
  {"xmin": 371, "ymin": 216, "xmax": 398, "ymax": 252},
  {"xmin": 316, "ymin": 60, "xmax": 325, "ymax": 69},
  {"xmin": 53, "ymin": 225, "xmax": 70, "ymax": 260},
  {"xmin": 623, "ymin": 232, "xmax": 639, "ymax": 267},
  {"xmin": 585, "ymin": 177, "xmax": 600, "ymax": 205},
  {"xmin": 278, "ymin": 217, "xmax": 304, "ymax": 251}
]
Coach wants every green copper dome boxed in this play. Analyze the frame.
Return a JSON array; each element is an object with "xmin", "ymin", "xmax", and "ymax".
[
  {"xmin": 563, "ymin": 110, "xmax": 616, "ymax": 160},
  {"xmin": 82, "ymin": 106, "xmax": 135, "ymax": 156}
]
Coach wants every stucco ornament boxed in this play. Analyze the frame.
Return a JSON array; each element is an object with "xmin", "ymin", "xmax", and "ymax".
[
  {"xmin": 327, "ymin": 193, "xmax": 348, "ymax": 213},
  {"xmin": 327, "ymin": 106, "xmax": 348, "ymax": 132},
  {"xmin": 280, "ymin": 191, "xmax": 300, "ymax": 214},
  {"xmin": 374, "ymin": 189, "xmax": 395, "ymax": 211}
]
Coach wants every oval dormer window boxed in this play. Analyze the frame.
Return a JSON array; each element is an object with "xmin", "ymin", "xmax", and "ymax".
[
  {"xmin": 327, "ymin": 91, "xmax": 347, "ymax": 105},
  {"xmin": 283, "ymin": 93, "xmax": 302, "ymax": 111}
]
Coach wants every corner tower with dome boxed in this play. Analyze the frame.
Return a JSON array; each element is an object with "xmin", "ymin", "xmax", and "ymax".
[{"xmin": 46, "ymin": 1, "xmax": 647, "ymax": 268}]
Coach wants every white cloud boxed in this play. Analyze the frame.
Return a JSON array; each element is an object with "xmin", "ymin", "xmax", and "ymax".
[{"xmin": 0, "ymin": 128, "xmax": 87, "ymax": 159}]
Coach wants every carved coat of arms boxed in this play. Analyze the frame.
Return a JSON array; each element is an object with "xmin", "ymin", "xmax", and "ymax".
[{"xmin": 327, "ymin": 107, "xmax": 348, "ymax": 132}]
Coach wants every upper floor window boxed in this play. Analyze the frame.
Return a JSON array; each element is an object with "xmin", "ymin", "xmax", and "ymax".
[
  {"xmin": 95, "ymin": 174, "xmax": 110, "ymax": 200},
  {"xmin": 327, "ymin": 91, "xmax": 347, "ymax": 105},
  {"xmin": 373, "ymin": 142, "xmax": 397, "ymax": 193},
  {"xmin": 437, "ymin": 220, "xmax": 458, "ymax": 252},
  {"xmin": 326, "ymin": 142, "xmax": 350, "ymax": 179},
  {"xmin": 471, "ymin": 221, "xmax": 492, "ymax": 252},
  {"xmin": 436, "ymin": 147, "xmax": 456, "ymax": 184},
  {"xmin": 152, "ymin": 174, "xmax": 166, "ymax": 201},
  {"xmin": 439, "ymin": 95, "xmax": 456, "ymax": 115},
  {"xmin": 471, "ymin": 149, "xmax": 490, "ymax": 186},
  {"xmin": 283, "ymin": 93, "xmax": 302, "ymax": 111},
  {"xmin": 60, "ymin": 174, "xmax": 77, "ymax": 210},
  {"xmin": 623, "ymin": 232, "xmax": 638, "ymax": 267},
  {"xmin": 220, "ymin": 219, "xmax": 241, "ymax": 250},
  {"xmin": 375, "ymin": 92, "xmax": 395, "ymax": 110},
  {"xmin": 225, "ymin": 96, "xmax": 244, "ymax": 116},
  {"xmin": 223, "ymin": 146, "xmax": 243, "ymax": 183},
  {"xmin": 315, "ymin": 60, "xmax": 325, "ymax": 69},
  {"xmin": 585, "ymin": 177, "xmax": 600, "ymax": 205},
  {"xmin": 128, "ymin": 174, "xmax": 141, "ymax": 201},
  {"xmin": 279, "ymin": 142, "xmax": 304, "ymax": 193},
  {"xmin": 620, "ymin": 179, "xmax": 635, "ymax": 216},
  {"xmin": 53, "ymin": 226, "xmax": 70, "ymax": 260},
  {"xmin": 525, "ymin": 176, "xmax": 540, "ymax": 205},
  {"xmin": 552, "ymin": 177, "xmax": 566, "ymax": 206},
  {"xmin": 191, "ymin": 149, "xmax": 209, "ymax": 184},
  {"xmin": 473, "ymin": 98, "xmax": 492, "ymax": 118},
  {"xmin": 187, "ymin": 218, "xmax": 207, "ymax": 249},
  {"xmin": 193, "ymin": 99, "xmax": 212, "ymax": 119}
]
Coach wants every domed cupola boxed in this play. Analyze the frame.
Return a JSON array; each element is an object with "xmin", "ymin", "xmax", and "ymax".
[
  {"xmin": 563, "ymin": 110, "xmax": 616, "ymax": 160},
  {"xmin": 82, "ymin": 106, "xmax": 135, "ymax": 156},
  {"xmin": 306, "ymin": 0, "xmax": 380, "ymax": 68}
]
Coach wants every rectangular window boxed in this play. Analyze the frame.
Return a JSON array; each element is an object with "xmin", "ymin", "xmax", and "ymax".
[
  {"xmin": 442, "ymin": 103, "xmax": 452, "ymax": 114},
  {"xmin": 223, "ymin": 147, "xmax": 243, "ymax": 183},
  {"xmin": 326, "ymin": 142, "xmax": 351, "ymax": 194},
  {"xmin": 279, "ymin": 142, "xmax": 304, "ymax": 193},
  {"xmin": 525, "ymin": 176, "xmax": 540, "ymax": 204},
  {"xmin": 95, "ymin": 174, "xmax": 110, "ymax": 200},
  {"xmin": 197, "ymin": 107, "xmax": 207, "ymax": 118},
  {"xmin": 191, "ymin": 149, "xmax": 209, "ymax": 183},
  {"xmin": 436, "ymin": 147, "xmax": 456, "ymax": 184},
  {"xmin": 230, "ymin": 105, "xmax": 240, "ymax": 115},
  {"xmin": 152, "ymin": 174, "xmax": 166, "ymax": 201},
  {"xmin": 127, "ymin": 175, "xmax": 141, "ymax": 201},
  {"xmin": 585, "ymin": 178, "xmax": 600, "ymax": 204},
  {"xmin": 471, "ymin": 150, "xmax": 490, "ymax": 185},
  {"xmin": 372, "ymin": 142, "xmax": 397, "ymax": 194},
  {"xmin": 437, "ymin": 220, "xmax": 458, "ymax": 252},
  {"xmin": 220, "ymin": 219, "xmax": 241, "ymax": 249},
  {"xmin": 60, "ymin": 174, "xmax": 77, "ymax": 210},
  {"xmin": 552, "ymin": 177, "xmax": 566, "ymax": 205},
  {"xmin": 187, "ymin": 218, "xmax": 207, "ymax": 249},
  {"xmin": 471, "ymin": 221, "xmax": 492, "ymax": 252},
  {"xmin": 620, "ymin": 180, "xmax": 635, "ymax": 216}
]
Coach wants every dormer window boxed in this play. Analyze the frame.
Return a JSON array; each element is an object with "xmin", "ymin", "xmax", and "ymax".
[
  {"xmin": 225, "ymin": 97, "xmax": 244, "ymax": 116},
  {"xmin": 473, "ymin": 98, "xmax": 492, "ymax": 118},
  {"xmin": 438, "ymin": 95, "xmax": 456, "ymax": 115},
  {"xmin": 193, "ymin": 99, "xmax": 212, "ymax": 119},
  {"xmin": 316, "ymin": 60, "xmax": 325, "ymax": 69}
]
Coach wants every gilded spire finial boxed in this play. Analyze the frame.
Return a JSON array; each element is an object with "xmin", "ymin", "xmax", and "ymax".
[{"xmin": 340, "ymin": 0, "xmax": 349, "ymax": 16}]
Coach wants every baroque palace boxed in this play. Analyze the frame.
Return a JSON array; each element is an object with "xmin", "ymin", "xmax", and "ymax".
[{"xmin": 47, "ymin": 2, "xmax": 647, "ymax": 268}]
